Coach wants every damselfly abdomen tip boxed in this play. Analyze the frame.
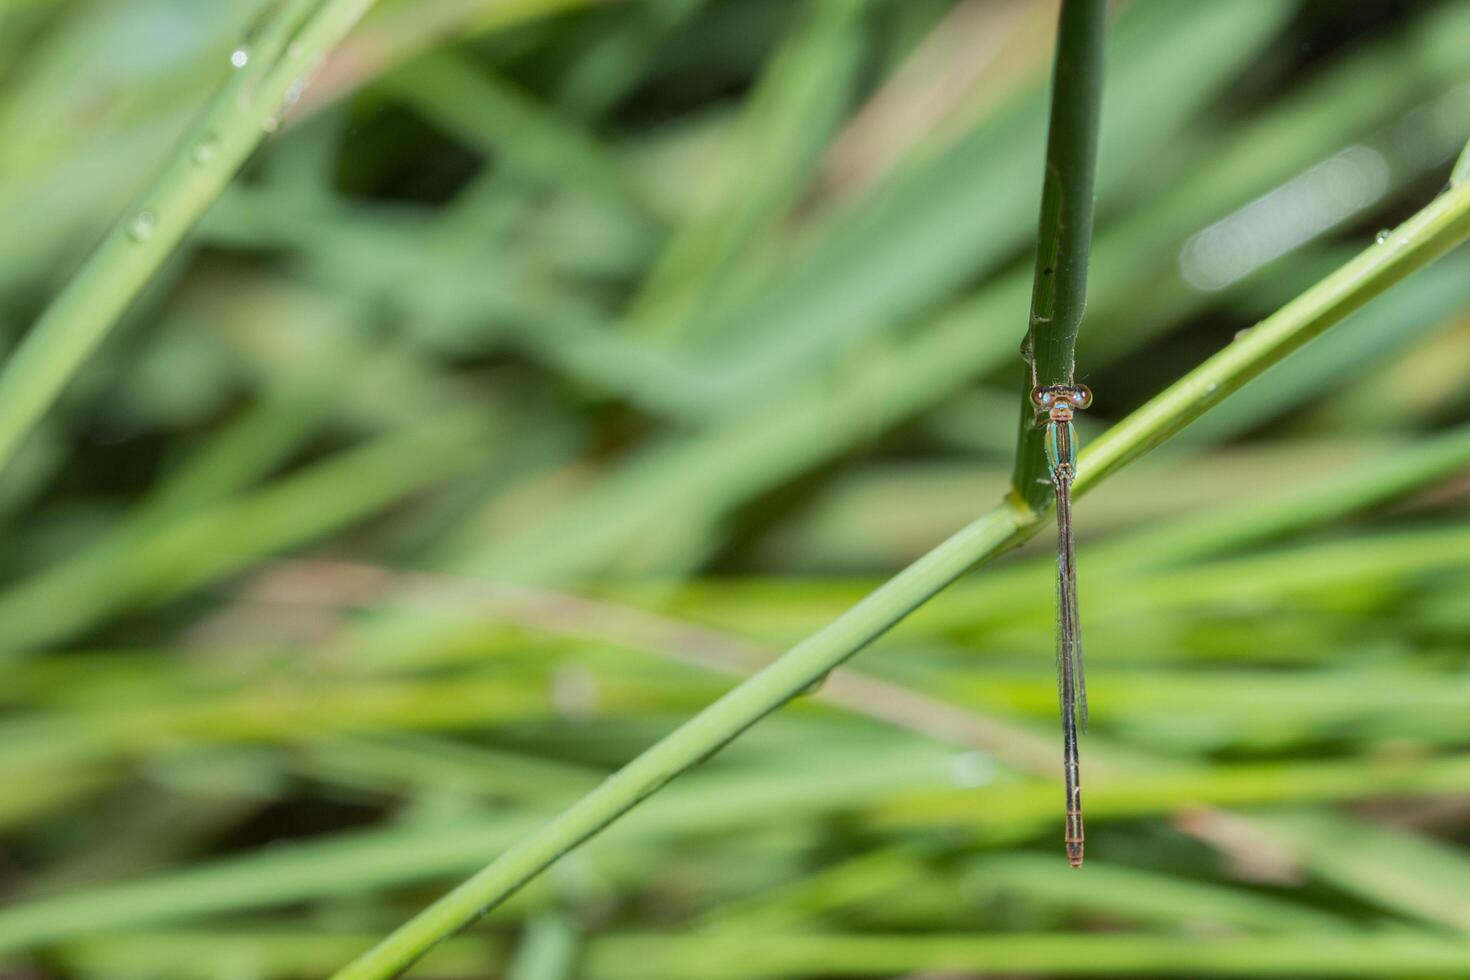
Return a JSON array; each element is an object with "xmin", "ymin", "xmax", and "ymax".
[{"xmin": 1066, "ymin": 809, "xmax": 1084, "ymax": 868}]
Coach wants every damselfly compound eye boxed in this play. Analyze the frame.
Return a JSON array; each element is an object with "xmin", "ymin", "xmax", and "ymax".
[{"xmin": 1034, "ymin": 384, "xmax": 1090, "ymax": 412}]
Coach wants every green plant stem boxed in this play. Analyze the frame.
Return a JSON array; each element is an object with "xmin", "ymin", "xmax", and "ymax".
[
  {"xmin": 60, "ymin": 927, "xmax": 1470, "ymax": 978},
  {"xmin": 1257, "ymin": 812, "xmax": 1470, "ymax": 934},
  {"xmin": 331, "ymin": 174, "xmax": 1470, "ymax": 980},
  {"xmin": 1093, "ymin": 420, "xmax": 1470, "ymax": 569},
  {"xmin": 0, "ymin": 409, "xmax": 493, "ymax": 656},
  {"xmin": 592, "ymin": 930, "xmax": 1470, "ymax": 976},
  {"xmin": 3, "ymin": 743, "xmax": 1465, "ymax": 951},
  {"xmin": 506, "ymin": 913, "xmax": 582, "ymax": 980},
  {"xmin": 329, "ymin": 508, "xmax": 1018, "ymax": 980},
  {"xmin": 1077, "ymin": 181, "xmax": 1470, "ymax": 495},
  {"xmin": 906, "ymin": 425, "xmax": 1470, "ymax": 637},
  {"xmin": 1452, "ymin": 138, "xmax": 1470, "ymax": 187},
  {"xmin": 379, "ymin": 51, "xmax": 652, "ymax": 229},
  {"xmin": 0, "ymin": 0, "xmax": 379, "ymax": 478},
  {"xmin": 297, "ymin": 0, "xmax": 607, "ymax": 115},
  {"xmin": 1012, "ymin": 0, "xmax": 1108, "ymax": 510},
  {"xmin": 627, "ymin": 0, "xmax": 868, "ymax": 339}
]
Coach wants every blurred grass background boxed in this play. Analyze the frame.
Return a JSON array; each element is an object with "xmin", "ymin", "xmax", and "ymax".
[{"xmin": 1, "ymin": 0, "xmax": 1470, "ymax": 976}]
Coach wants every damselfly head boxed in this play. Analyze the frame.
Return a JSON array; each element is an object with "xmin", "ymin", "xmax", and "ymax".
[{"xmin": 1031, "ymin": 384, "xmax": 1093, "ymax": 417}]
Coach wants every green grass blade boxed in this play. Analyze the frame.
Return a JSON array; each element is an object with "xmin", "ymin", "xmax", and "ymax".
[{"xmin": 0, "ymin": 0, "xmax": 379, "ymax": 476}]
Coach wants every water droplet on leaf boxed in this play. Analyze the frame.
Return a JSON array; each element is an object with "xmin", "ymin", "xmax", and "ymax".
[
  {"xmin": 230, "ymin": 47, "xmax": 250, "ymax": 69},
  {"xmin": 1375, "ymin": 229, "xmax": 1393, "ymax": 244},
  {"xmin": 127, "ymin": 211, "xmax": 155, "ymax": 242}
]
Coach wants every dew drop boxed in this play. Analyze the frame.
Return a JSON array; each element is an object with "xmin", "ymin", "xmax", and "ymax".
[
  {"xmin": 800, "ymin": 672, "xmax": 830, "ymax": 697},
  {"xmin": 191, "ymin": 135, "xmax": 218, "ymax": 165},
  {"xmin": 1233, "ymin": 326, "xmax": 1253, "ymax": 341},
  {"xmin": 1375, "ymin": 228, "xmax": 1393, "ymax": 244},
  {"xmin": 127, "ymin": 211, "xmax": 155, "ymax": 242},
  {"xmin": 230, "ymin": 47, "xmax": 250, "ymax": 69},
  {"xmin": 261, "ymin": 115, "xmax": 280, "ymax": 134}
]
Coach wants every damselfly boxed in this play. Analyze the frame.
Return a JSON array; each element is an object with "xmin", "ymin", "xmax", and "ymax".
[{"xmin": 1031, "ymin": 382, "xmax": 1093, "ymax": 868}]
